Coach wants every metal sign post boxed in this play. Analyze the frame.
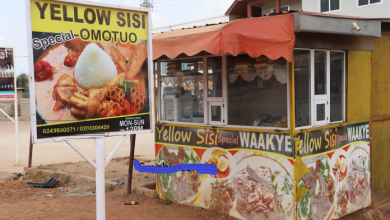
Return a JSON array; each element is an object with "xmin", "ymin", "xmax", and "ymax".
[
  {"xmin": 0, "ymin": 47, "xmax": 19, "ymax": 164},
  {"xmin": 65, "ymin": 135, "xmax": 130, "ymax": 220},
  {"xmin": 0, "ymin": 104, "xmax": 18, "ymax": 164},
  {"xmin": 15, "ymin": 88, "xmax": 18, "ymax": 164},
  {"xmin": 95, "ymin": 136, "xmax": 106, "ymax": 220}
]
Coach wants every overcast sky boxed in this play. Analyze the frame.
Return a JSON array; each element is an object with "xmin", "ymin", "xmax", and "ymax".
[{"xmin": 0, "ymin": 0, "xmax": 233, "ymax": 76}]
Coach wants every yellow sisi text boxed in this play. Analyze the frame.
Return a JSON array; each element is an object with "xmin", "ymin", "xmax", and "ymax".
[{"xmin": 30, "ymin": 0, "xmax": 148, "ymax": 43}]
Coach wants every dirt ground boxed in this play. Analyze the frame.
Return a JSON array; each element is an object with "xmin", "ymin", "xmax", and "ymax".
[
  {"xmin": 0, "ymin": 120, "xmax": 155, "ymax": 176},
  {"xmin": 337, "ymin": 203, "xmax": 390, "ymax": 220},
  {"xmin": 1, "ymin": 156, "xmax": 390, "ymax": 220},
  {"xmin": 0, "ymin": 157, "xmax": 237, "ymax": 220}
]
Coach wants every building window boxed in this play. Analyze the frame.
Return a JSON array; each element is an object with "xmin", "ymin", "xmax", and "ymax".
[
  {"xmin": 358, "ymin": 0, "xmax": 381, "ymax": 6},
  {"xmin": 294, "ymin": 49, "xmax": 345, "ymax": 128},
  {"xmin": 158, "ymin": 54, "xmax": 289, "ymax": 129},
  {"xmin": 159, "ymin": 59, "xmax": 205, "ymax": 123},
  {"xmin": 227, "ymin": 54, "xmax": 288, "ymax": 128},
  {"xmin": 320, "ymin": 0, "xmax": 340, "ymax": 12},
  {"xmin": 271, "ymin": 5, "xmax": 289, "ymax": 13}
]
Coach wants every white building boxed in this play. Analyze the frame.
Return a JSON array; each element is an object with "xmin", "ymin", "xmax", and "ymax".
[
  {"xmin": 153, "ymin": 0, "xmax": 389, "ymax": 33},
  {"xmin": 226, "ymin": 0, "xmax": 390, "ymax": 19},
  {"xmin": 305, "ymin": 0, "xmax": 389, "ymax": 18}
]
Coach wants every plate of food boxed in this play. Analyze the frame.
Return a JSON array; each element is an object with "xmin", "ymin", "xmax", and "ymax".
[
  {"xmin": 232, "ymin": 155, "xmax": 294, "ymax": 220},
  {"xmin": 346, "ymin": 143, "xmax": 371, "ymax": 208},
  {"xmin": 155, "ymin": 145, "xmax": 202, "ymax": 203},
  {"xmin": 297, "ymin": 158, "xmax": 335, "ymax": 220},
  {"xmin": 333, "ymin": 143, "xmax": 371, "ymax": 218},
  {"xmin": 32, "ymin": 33, "xmax": 148, "ymax": 124},
  {"xmin": 201, "ymin": 147, "xmax": 236, "ymax": 179},
  {"xmin": 200, "ymin": 177, "xmax": 236, "ymax": 215},
  {"xmin": 330, "ymin": 149, "xmax": 349, "ymax": 182}
]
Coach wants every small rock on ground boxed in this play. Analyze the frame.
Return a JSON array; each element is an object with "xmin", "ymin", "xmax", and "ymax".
[
  {"xmin": 9, "ymin": 173, "xmax": 19, "ymax": 180},
  {"xmin": 111, "ymin": 178, "xmax": 124, "ymax": 185}
]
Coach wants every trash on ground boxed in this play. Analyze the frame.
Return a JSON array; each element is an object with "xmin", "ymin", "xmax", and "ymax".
[
  {"xmin": 27, "ymin": 177, "xmax": 60, "ymax": 188},
  {"xmin": 124, "ymin": 201, "xmax": 139, "ymax": 205}
]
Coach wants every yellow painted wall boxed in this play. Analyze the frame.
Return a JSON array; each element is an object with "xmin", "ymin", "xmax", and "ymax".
[
  {"xmin": 372, "ymin": 33, "xmax": 390, "ymax": 205},
  {"xmin": 347, "ymin": 51, "xmax": 371, "ymax": 123},
  {"xmin": 372, "ymin": 120, "xmax": 390, "ymax": 204},
  {"xmin": 373, "ymin": 34, "xmax": 390, "ymax": 117}
]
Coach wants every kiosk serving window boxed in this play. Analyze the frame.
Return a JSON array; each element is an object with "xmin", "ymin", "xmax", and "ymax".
[
  {"xmin": 159, "ymin": 59, "xmax": 205, "ymax": 123},
  {"xmin": 227, "ymin": 54, "xmax": 288, "ymax": 128},
  {"xmin": 158, "ymin": 54, "xmax": 289, "ymax": 129},
  {"xmin": 294, "ymin": 49, "xmax": 345, "ymax": 128}
]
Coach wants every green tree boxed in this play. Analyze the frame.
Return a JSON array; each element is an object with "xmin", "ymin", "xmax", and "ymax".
[{"xmin": 16, "ymin": 73, "xmax": 29, "ymax": 92}]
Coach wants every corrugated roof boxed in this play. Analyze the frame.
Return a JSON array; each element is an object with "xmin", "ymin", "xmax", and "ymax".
[
  {"xmin": 154, "ymin": 10, "xmax": 390, "ymax": 35},
  {"xmin": 154, "ymin": 22, "xmax": 229, "ymax": 34}
]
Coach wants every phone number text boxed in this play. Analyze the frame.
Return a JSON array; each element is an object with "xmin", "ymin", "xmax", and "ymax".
[{"xmin": 42, "ymin": 125, "xmax": 110, "ymax": 134}]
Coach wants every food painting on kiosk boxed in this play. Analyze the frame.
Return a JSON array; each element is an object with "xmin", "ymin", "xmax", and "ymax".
[
  {"xmin": 27, "ymin": 0, "xmax": 152, "ymax": 141},
  {"xmin": 155, "ymin": 125, "xmax": 295, "ymax": 220},
  {"xmin": 295, "ymin": 122, "xmax": 371, "ymax": 220},
  {"xmin": 155, "ymin": 123, "xmax": 370, "ymax": 220}
]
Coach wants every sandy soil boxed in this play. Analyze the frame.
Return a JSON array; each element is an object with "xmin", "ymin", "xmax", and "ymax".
[
  {"xmin": 2, "ymin": 157, "xmax": 389, "ymax": 220},
  {"xmin": 0, "ymin": 120, "xmax": 155, "ymax": 178},
  {"xmin": 2, "ymin": 156, "xmax": 388, "ymax": 220},
  {"xmin": 0, "ymin": 157, "xmax": 237, "ymax": 220},
  {"xmin": 338, "ymin": 202, "xmax": 390, "ymax": 220},
  {"xmin": 0, "ymin": 181, "xmax": 234, "ymax": 220}
]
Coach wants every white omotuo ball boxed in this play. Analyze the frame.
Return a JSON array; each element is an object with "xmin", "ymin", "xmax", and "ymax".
[{"xmin": 74, "ymin": 43, "xmax": 117, "ymax": 89}]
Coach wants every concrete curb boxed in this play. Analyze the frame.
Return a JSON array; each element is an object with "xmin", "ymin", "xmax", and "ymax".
[
  {"xmin": 24, "ymin": 167, "xmax": 120, "ymax": 191},
  {"xmin": 134, "ymin": 182, "xmax": 157, "ymax": 198}
]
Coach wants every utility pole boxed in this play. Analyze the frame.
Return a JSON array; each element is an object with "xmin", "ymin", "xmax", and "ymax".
[{"xmin": 140, "ymin": 0, "xmax": 153, "ymax": 9}]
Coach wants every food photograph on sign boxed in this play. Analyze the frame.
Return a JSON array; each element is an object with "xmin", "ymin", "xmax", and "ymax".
[{"xmin": 29, "ymin": 0, "xmax": 151, "ymax": 139}]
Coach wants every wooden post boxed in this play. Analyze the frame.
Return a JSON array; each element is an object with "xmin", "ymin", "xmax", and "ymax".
[
  {"xmin": 127, "ymin": 134, "xmax": 136, "ymax": 195},
  {"xmin": 28, "ymin": 130, "xmax": 33, "ymax": 168},
  {"xmin": 370, "ymin": 50, "xmax": 374, "ymax": 206}
]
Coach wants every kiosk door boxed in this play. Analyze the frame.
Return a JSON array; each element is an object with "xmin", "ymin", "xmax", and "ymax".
[{"xmin": 311, "ymin": 50, "xmax": 330, "ymax": 126}]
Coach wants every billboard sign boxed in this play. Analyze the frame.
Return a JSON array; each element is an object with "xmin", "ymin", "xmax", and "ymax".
[
  {"xmin": 26, "ymin": 0, "xmax": 154, "ymax": 143},
  {"xmin": 0, "ymin": 48, "xmax": 15, "ymax": 100}
]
